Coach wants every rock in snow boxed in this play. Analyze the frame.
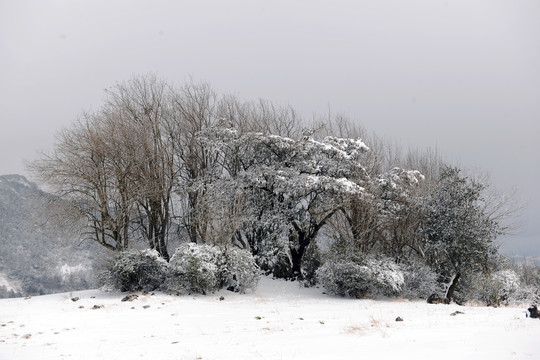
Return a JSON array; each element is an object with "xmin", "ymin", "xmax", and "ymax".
[
  {"xmin": 528, "ymin": 305, "xmax": 539, "ymax": 319},
  {"xmin": 427, "ymin": 293, "xmax": 450, "ymax": 304},
  {"xmin": 121, "ymin": 294, "xmax": 139, "ymax": 302}
]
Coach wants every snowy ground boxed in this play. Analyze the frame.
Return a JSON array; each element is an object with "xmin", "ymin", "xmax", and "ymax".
[{"xmin": 1, "ymin": 277, "xmax": 539, "ymax": 360}]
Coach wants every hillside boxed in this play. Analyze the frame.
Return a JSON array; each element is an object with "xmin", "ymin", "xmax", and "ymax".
[
  {"xmin": 0, "ymin": 174, "xmax": 105, "ymax": 297},
  {"xmin": 1, "ymin": 277, "xmax": 539, "ymax": 360}
]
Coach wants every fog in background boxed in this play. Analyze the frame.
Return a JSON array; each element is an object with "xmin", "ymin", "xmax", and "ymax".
[{"xmin": 1, "ymin": 0, "xmax": 539, "ymax": 258}]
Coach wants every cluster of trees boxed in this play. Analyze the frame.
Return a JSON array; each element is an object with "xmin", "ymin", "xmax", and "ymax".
[{"xmin": 31, "ymin": 75, "xmax": 521, "ymax": 302}]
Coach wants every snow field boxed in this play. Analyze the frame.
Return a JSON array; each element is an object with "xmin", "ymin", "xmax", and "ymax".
[{"xmin": 1, "ymin": 277, "xmax": 539, "ymax": 360}]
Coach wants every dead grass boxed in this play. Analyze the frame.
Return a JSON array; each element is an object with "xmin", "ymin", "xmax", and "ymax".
[{"xmin": 343, "ymin": 325, "xmax": 368, "ymax": 335}]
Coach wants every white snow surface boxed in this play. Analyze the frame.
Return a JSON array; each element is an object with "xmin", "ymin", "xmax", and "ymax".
[{"xmin": 1, "ymin": 277, "xmax": 538, "ymax": 360}]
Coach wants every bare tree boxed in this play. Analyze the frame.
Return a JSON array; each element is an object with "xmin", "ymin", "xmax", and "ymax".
[
  {"xmin": 30, "ymin": 75, "xmax": 180, "ymax": 258},
  {"xmin": 216, "ymin": 95, "xmax": 303, "ymax": 138},
  {"xmin": 102, "ymin": 74, "xmax": 178, "ymax": 259},
  {"xmin": 29, "ymin": 111, "xmax": 138, "ymax": 251}
]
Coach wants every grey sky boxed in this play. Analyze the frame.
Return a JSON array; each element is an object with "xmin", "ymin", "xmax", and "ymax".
[{"xmin": 1, "ymin": 0, "xmax": 539, "ymax": 258}]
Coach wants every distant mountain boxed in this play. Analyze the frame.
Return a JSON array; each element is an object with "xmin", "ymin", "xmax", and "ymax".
[{"xmin": 0, "ymin": 174, "xmax": 106, "ymax": 298}]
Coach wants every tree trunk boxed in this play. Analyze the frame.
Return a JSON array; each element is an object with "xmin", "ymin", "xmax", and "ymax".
[
  {"xmin": 445, "ymin": 272, "xmax": 461, "ymax": 302},
  {"xmin": 156, "ymin": 219, "xmax": 170, "ymax": 261},
  {"xmin": 290, "ymin": 229, "xmax": 312, "ymax": 279},
  {"xmin": 290, "ymin": 246, "xmax": 306, "ymax": 279},
  {"xmin": 289, "ymin": 212, "xmax": 337, "ymax": 279},
  {"xmin": 187, "ymin": 222, "xmax": 198, "ymax": 243}
]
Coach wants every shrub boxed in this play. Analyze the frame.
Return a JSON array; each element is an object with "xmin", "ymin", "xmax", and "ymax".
[
  {"xmin": 468, "ymin": 269, "xmax": 540, "ymax": 306},
  {"xmin": 218, "ymin": 247, "xmax": 260, "ymax": 293},
  {"xmin": 316, "ymin": 259, "xmax": 368, "ymax": 298},
  {"xmin": 509, "ymin": 285, "xmax": 540, "ymax": 305},
  {"xmin": 167, "ymin": 243, "xmax": 221, "ymax": 295},
  {"xmin": 317, "ymin": 254, "xmax": 404, "ymax": 298},
  {"xmin": 515, "ymin": 260, "xmax": 540, "ymax": 288},
  {"xmin": 401, "ymin": 261, "xmax": 439, "ymax": 300},
  {"xmin": 100, "ymin": 249, "xmax": 168, "ymax": 292},
  {"xmin": 499, "ymin": 259, "xmax": 540, "ymax": 305},
  {"xmin": 101, "ymin": 244, "xmax": 260, "ymax": 295},
  {"xmin": 492, "ymin": 269, "xmax": 520, "ymax": 303}
]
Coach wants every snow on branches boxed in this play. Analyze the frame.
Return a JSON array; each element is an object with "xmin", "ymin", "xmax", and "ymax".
[{"xmin": 196, "ymin": 128, "xmax": 371, "ymax": 278}]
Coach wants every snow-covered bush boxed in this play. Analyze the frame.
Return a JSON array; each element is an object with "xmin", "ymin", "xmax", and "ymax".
[
  {"xmin": 515, "ymin": 260, "xmax": 540, "ymax": 288},
  {"xmin": 316, "ymin": 260, "xmax": 368, "ymax": 298},
  {"xmin": 508, "ymin": 285, "xmax": 540, "ymax": 305},
  {"xmin": 100, "ymin": 243, "xmax": 261, "ymax": 295},
  {"xmin": 511, "ymin": 260, "xmax": 540, "ymax": 304},
  {"xmin": 492, "ymin": 270, "xmax": 520, "ymax": 298},
  {"xmin": 317, "ymin": 254, "xmax": 404, "ymax": 298},
  {"xmin": 475, "ymin": 260, "xmax": 540, "ymax": 305},
  {"xmin": 218, "ymin": 248, "xmax": 260, "ymax": 293},
  {"xmin": 101, "ymin": 249, "xmax": 168, "ymax": 292},
  {"xmin": 167, "ymin": 243, "xmax": 221, "ymax": 295},
  {"xmin": 167, "ymin": 244, "xmax": 260, "ymax": 294},
  {"xmin": 400, "ymin": 261, "xmax": 439, "ymax": 299},
  {"xmin": 469, "ymin": 269, "xmax": 539, "ymax": 306}
]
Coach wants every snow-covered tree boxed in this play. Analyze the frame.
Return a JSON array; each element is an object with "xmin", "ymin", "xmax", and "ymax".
[
  {"xmin": 372, "ymin": 167, "xmax": 426, "ymax": 260},
  {"xmin": 329, "ymin": 166, "xmax": 426, "ymax": 264},
  {"xmin": 197, "ymin": 128, "xmax": 370, "ymax": 278},
  {"xmin": 423, "ymin": 167, "xmax": 501, "ymax": 301}
]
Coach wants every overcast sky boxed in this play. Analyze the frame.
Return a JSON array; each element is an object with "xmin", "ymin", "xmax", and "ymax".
[{"xmin": 1, "ymin": 0, "xmax": 539, "ymax": 258}]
